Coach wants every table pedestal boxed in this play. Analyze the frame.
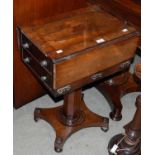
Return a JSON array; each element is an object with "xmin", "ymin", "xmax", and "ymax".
[
  {"xmin": 96, "ymin": 71, "xmax": 140, "ymax": 121},
  {"xmin": 108, "ymin": 95, "xmax": 141, "ymax": 155},
  {"xmin": 34, "ymin": 89, "xmax": 109, "ymax": 152}
]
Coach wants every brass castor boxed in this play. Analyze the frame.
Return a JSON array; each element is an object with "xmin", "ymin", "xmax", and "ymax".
[
  {"xmin": 101, "ymin": 126, "xmax": 109, "ymax": 132},
  {"xmin": 110, "ymin": 111, "xmax": 122, "ymax": 121},
  {"xmin": 101, "ymin": 118, "xmax": 109, "ymax": 132},
  {"xmin": 34, "ymin": 108, "xmax": 41, "ymax": 122},
  {"xmin": 54, "ymin": 147, "xmax": 63, "ymax": 153},
  {"xmin": 54, "ymin": 137, "xmax": 64, "ymax": 153}
]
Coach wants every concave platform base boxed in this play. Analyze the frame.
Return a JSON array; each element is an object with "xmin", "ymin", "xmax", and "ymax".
[
  {"xmin": 96, "ymin": 71, "xmax": 140, "ymax": 121},
  {"xmin": 34, "ymin": 89, "xmax": 109, "ymax": 152}
]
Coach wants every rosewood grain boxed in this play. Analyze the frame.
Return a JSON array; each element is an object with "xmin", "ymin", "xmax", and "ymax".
[{"xmin": 54, "ymin": 36, "xmax": 139, "ymax": 89}]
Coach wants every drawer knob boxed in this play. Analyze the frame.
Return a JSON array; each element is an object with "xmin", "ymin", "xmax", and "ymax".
[
  {"xmin": 22, "ymin": 43, "xmax": 29, "ymax": 49},
  {"xmin": 40, "ymin": 60, "xmax": 48, "ymax": 67},
  {"xmin": 23, "ymin": 57, "xmax": 30, "ymax": 63},
  {"xmin": 40, "ymin": 76, "xmax": 47, "ymax": 81}
]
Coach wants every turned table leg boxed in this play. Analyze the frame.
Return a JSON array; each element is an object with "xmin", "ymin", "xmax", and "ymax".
[
  {"xmin": 34, "ymin": 89, "xmax": 109, "ymax": 152},
  {"xmin": 96, "ymin": 70, "xmax": 140, "ymax": 121},
  {"xmin": 108, "ymin": 95, "xmax": 141, "ymax": 155}
]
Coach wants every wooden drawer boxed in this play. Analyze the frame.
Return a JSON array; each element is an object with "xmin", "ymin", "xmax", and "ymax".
[
  {"xmin": 21, "ymin": 34, "xmax": 52, "ymax": 73},
  {"xmin": 56, "ymin": 59, "xmax": 132, "ymax": 95},
  {"xmin": 22, "ymin": 48, "xmax": 53, "ymax": 92}
]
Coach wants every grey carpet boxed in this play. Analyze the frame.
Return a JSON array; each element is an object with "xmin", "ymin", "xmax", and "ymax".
[{"xmin": 14, "ymin": 55, "xmax": 140, "ymax": 155}]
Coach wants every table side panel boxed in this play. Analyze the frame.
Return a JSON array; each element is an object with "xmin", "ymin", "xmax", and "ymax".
[{"xmin": 54, "ymin": 37, "xmax": 139, "ymax": 89}]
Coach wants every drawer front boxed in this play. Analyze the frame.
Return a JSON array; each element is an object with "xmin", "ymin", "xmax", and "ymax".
[
  {"xmin": 21, "ymin": 34, "xmax": 52, "ymax": 72},
  {"xmin": 22, "ymin": 49, "xmax": 52, "ymax": 91},
  {"xmin": 53, "ymin": 37, "xmax": 139, "ymax": 89}
]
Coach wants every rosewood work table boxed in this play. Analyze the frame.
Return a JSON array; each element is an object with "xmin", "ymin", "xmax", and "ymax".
[{"xmin": 17, "ymin": 6, "xmax": 139, "ymax": 152}]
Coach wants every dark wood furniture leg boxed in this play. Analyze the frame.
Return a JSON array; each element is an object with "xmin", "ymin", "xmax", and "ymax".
[
  {"xmin": 108, "ymin": 95, "xmax": 141, "ymax": 155},
  {"xmin": 96, "ymin": 70, "xmax": 140, "ymax": 121},
  {"xmin": 34, "ymin": 89, "xmax": 109, "ymax": 152}
]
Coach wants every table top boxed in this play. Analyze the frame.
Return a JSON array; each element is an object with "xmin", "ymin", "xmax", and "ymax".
[{"xmin": 21, "ymin": 5, "xmax": 137, "ymax": 61}]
